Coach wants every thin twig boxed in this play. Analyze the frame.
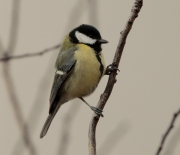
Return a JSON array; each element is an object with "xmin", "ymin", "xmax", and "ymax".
[
  {"xmin": 88, "ymin": 0, "xmax": 98, "ymax": 27},
  {"xmin": 7, "ymin": 0, "xmax": 21, "ymax": 55},
  {"xmin": 57, "ymin": 102, "xmax": 81, "ymax": 155},
  {"xmin": 88, "ymin": 0, "xmax": 143, "ymax": 155},
  {"xmin": 64, "ymin": 0, "xmax": 87, "ymax": 32},
  {"xmin": 11, "ymin": 53, "xmax": 56, "ymax": 155},
  {"xmin": 2, "ymin": 1, "xmax": 36, "ymax": 154},
  {"xmin": 2, "ymin": 62, "xmax": 36, "ymax": 155},
  {"xmin": 0, "ymin": 37, "xmax": 4, "ymax": 56},
  {"xmin": 0, "ymin": 44, "xmax": 60, "ymax": 62},
  {"xmin": 156, "ymin": 109, "xmax": 180, "ymax": 155},
  {"xmin": 162, "ymin": 127, "xmax": 180, "ymax": 155}
]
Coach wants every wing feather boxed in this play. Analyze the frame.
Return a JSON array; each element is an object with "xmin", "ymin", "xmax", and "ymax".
[{"xmin": 49, "ymin": 48, "xmax": 77, "ymax": 114}]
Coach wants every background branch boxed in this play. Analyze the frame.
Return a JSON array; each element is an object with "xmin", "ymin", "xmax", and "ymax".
[
  {"xmin": 163, "ymin": 125, "xmax": 180, "ymax": 155},
  {"xmin": 0, "ymin": 44, "xmax": 60, "ymax": 62},
  {"xmin": 57, "ymin": 102, "xmax": 81, "ymax": 155},
  {"xmin": 11, "ymin": 53, "xmax": 56, "ymax": 155},
  {"xmin": 1, "ymin": 0, "xmax": 36, "ymax": 154},
  {"xmin": 88, "ymin": 0, "xmax": 143, "ymax": 154},
  {"xmin": 7, "ymin": 0, "xmax": 21, "ymax": 54},
  {"xmin": 0, "ymin": 38, "xmax": 4, "ymax": 56},
  {"xmin": 2, "ymin": 63, "xmax": 36, "ymax": 155},
  {"xmin": 88, "ymin": 0, "xmax": 98, "ymax": 27},
  {"xmin": 156, "ymin": 108, "xmax": 180, "ymax": 155}
]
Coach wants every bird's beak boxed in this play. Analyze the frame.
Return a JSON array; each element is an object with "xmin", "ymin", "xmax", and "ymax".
[{"xmin": 97, "ymin": 39, "xmax": 108, "ymax": 44}]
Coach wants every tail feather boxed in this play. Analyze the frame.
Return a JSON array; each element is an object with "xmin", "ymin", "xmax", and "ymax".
[{"xmin": 40, "ymin": 104, "xmax": 61, "ymax": 138}]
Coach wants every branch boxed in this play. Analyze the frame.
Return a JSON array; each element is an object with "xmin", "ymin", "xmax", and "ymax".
[
  {"xmin": 2, "ymin": 63, "xmax": 36, "ymax": 155},
  {"xmin": 156, "ymin": 109, "xmax": 180, "ymax": 155},
  {"xmin": 88, "ymin": 0, "xmax": 143, "ymax": 155},
  {"xmin": 2, "ymin": 1, "xmax": 36, "ymax": 154},
  {"xmin": 88, "ymin": 0, "xmax": 98, "ymax": 27},
  {"xmin": 11, "ymin": 55, "xmax": 56, "ymax": 155},
  {"xmin": 0, "ymin": 44, "xmax": 60, "ymax": 62},
  {"xmin": 0, "ymin": 37, "xmax": 4, "ymax": 56},
  {"xmin": 57, "ymin": 102, "xmax": 81, "ymax": 155},
  {"xmin": 7, "ymin": 0, "xmax": 21, "ymax": 55}
]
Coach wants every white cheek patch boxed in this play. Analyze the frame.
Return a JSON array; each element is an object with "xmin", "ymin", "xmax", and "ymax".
[
  {"xmin": 75, "ymin": 31, "xmax": 96, "ymax": 45},
  {"xmin": 56, "ymin": 70, "xmax": 64, "ymax": 75}
]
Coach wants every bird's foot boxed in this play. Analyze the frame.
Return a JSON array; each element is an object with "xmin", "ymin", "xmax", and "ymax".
[
  {"xmin": 90, "ymin": 106, "xmax": 104, "ymax": 117},
  {"xmin": 105, "ymin": 64, "xmax": 120, "ymax": 75}
]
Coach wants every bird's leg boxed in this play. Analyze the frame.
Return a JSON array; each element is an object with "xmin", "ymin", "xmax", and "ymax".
[
  {"xmin": 105, "ymin": 64, "xmax": 120, "ymax": 75},
  {"xmin": 79, "ymin": 97, "xmax": 104, "ymax": 117}
]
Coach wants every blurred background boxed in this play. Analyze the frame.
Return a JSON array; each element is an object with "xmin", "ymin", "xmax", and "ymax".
[{"xmin": 0, "ymin": 0, "xmax": 180, "ymax": 155}]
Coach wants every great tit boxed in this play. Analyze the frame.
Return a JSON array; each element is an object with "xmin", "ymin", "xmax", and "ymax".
[{"xmin": 40, "ymin": 24, "xmax": 108, "ymax": 138}]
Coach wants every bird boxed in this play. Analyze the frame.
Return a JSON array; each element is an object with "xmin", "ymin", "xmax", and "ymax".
[{"xmin": 40, "ymin": 24, "xmax": 108, "ymax": 138}]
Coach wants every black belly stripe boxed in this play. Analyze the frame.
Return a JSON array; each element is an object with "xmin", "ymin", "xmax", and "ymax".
[{"xmin": 95, "ymin": 53, "xmax": 104, "ymax": 77}]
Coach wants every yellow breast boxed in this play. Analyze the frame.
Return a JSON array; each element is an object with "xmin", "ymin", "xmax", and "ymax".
[{"xmin": 64, "ymin": 44, "xmax": 105, "ymax": 98}]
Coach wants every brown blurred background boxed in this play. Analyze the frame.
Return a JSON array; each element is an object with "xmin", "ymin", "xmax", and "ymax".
[{"xmin": 0, "ymin": 0, "xmax": 180, "ymax": 155}]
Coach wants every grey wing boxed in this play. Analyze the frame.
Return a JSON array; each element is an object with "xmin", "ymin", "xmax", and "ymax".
[
  {"xmin": 49, "ymin": 47, "xmax": 77, "ymax": 114},
  {"xmin": 40, "ymin": 47, "xmax": 77, "ymax": 138},
  {"xmin": 49, "ymin": 59, "xmax": 76, "ymax": 113},
  {"xmin": 40, "ymin": 59, "xmax": 76, "ymax": 138}
]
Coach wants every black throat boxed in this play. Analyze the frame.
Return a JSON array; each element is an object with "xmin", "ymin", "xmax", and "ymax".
[
  {"xmin": 94, "ymin": 51, "xmax": 104, "ymax": 77},
  {"xmin": 88, "ymin": 43, "xmax": 102, "ymax": 53}
]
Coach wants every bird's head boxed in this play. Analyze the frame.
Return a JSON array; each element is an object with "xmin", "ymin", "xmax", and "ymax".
[{"xmin": 69, "ymin": 24, "xmax": 108, "ymax": 52}]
